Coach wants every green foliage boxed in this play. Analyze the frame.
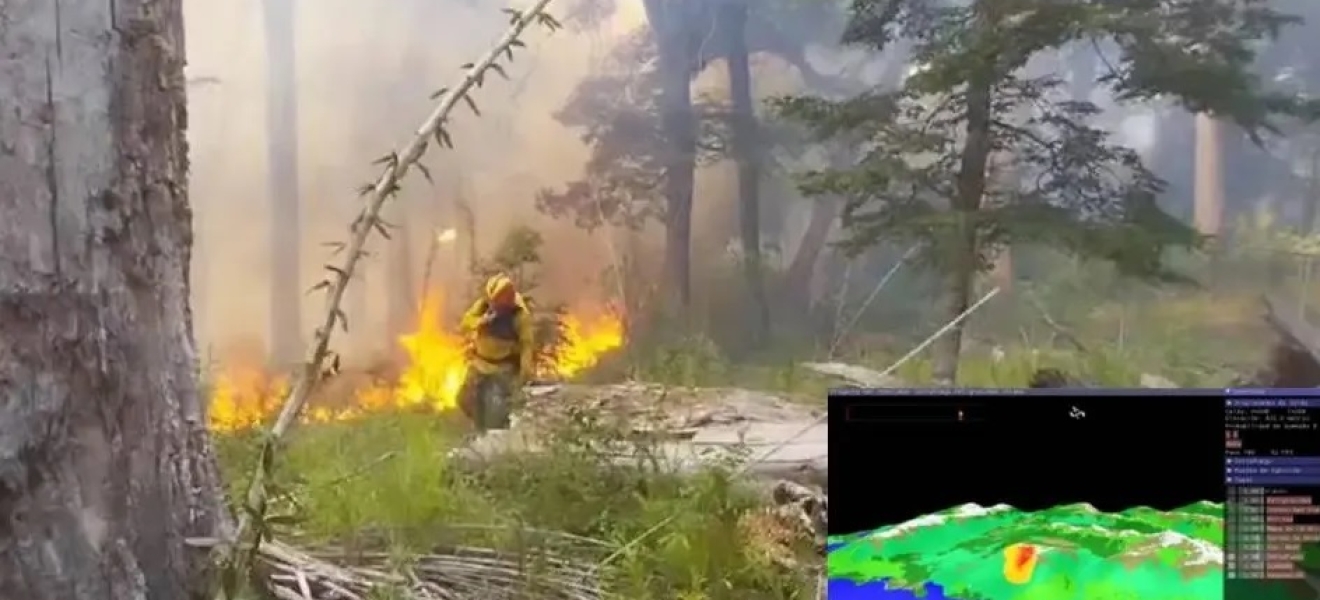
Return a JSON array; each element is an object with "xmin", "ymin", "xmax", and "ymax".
[
  {"xmin": 1234, "ymin": 207, "xmax": 1320, "ymax": 257},
  {"xmin": 533, "ymin": 26, "xmax": 730, "ymax": 230},
  {"xmin": 775, "ymin": 0, "xmax": 1320, "ymax": 281},
  {"xmin": 213, "ymin": 405, "xmax": 814, "ymax": 600},
  {"xmin": 473, "ymin": 224, "xmax": 546, "ymax": 290}
]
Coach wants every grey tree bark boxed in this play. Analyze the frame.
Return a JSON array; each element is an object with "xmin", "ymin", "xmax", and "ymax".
[
  {"xmin": 265, "ymin": 0, "xmax": 304, "ymax": 365},
  {"xmin": 644, "ymin": 0, "xmax": 699, "ymax": 312},
  {"xmin": 0, "ymin": 0, "xmax": 230, "ymax": 598},
  {"xmin": 719, "ymin": 0, "xmax": 771, "ymax": 343}
]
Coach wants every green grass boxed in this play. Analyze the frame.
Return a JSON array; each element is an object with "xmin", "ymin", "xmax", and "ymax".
[
  {"xmin": 214, "ymin": 406, "xmax": 818, "ymax": 600},
  {"xmin": 210, "ymin": 248, "xmax": 1317, "ymax": 599}
]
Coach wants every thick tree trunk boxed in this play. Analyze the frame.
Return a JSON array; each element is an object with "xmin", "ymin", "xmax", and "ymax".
[
  {"xmin": 645, "ymin": 0, "xmax": 698, "ymax": 312},
  {"xmin": 0, "ymin": 0, "xmax": 229, "ymax": 598},
  {"xmin": 930, "ymin": 7, "xmax": 996, "ymax": 387},
  {"xmin": 720, "ymin": 1, "xmax": 771, "ymax": 342},
  {"xmin": 1193, "ymin": 113, "xmax": 1224, "ymax": 237},
  {"xmin": 265, "ymin": 0, "xmax": 303, "ymax": 365}
]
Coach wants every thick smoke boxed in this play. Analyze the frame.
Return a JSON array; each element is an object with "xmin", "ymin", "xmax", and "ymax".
[{"xmin": 185, "ymin": 0, "xmax": 649, "ymax": 361}]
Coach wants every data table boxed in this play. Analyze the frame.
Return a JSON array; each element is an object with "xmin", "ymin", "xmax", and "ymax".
[{"xmin": 1224, "ymin": 391, "xmax": 1320, "ymax": 596}]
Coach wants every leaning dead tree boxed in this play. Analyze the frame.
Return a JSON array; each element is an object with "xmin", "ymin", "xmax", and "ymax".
[
  {"xmin": 0, "ymin": 0, "xmax": 229, "ymax": 599},
  {"xmin": 208, "ymin": 3, "xmax": 565, "ymax": 599}
]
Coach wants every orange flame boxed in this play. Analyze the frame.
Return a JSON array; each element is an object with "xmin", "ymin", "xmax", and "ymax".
[
  {"xmin": 208, "ymin": 362, "xmax": 290, "ymax": 430},
  {"xmin": 206, "ymin": 291, "xmax": 625, "ymax": 432}
]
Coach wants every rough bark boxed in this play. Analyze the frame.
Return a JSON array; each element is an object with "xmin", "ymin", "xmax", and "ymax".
[
  {"xmin": 720, "ymin": 1, "xmax": 771, "ymax": 342},
  {"xmin": 0, "ymin": 0, "xmax": 230, "ymax": 598},
  {"xmin": 644, "ymin": 0, "xmax": 699, "ymax": 312},
  {"xmin": 265, "ymin": 0, "xmax": 303, "ymax": 365}
]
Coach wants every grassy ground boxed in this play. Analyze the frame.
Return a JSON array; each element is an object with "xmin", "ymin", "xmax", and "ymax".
[
  {"xmin": 214, "ymin": 401, "xmax": 820, "ymax": 600},
  {"xmin": 212, "ymin": 254, "xmax": 1301, "ymax": 598}
]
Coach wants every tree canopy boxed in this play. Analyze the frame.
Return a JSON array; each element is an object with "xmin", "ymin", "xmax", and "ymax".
[
  {"xmin": 775, "ymin": 0, "xmax": 1320, "ymax": 280},
  {"xmin": 535, "ymin": 27, "xmax": 730, "ymax": 230}
]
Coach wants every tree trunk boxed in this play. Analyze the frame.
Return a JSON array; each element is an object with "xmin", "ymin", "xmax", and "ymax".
[
  {"xmin": 0, "ymin": 0, "xmax": 230, "ymax": 598},
  {"xmin": 645, "ymin": 0, "xmax": 698, "ymax": 313},
  {"xmin": 989, "ymin": 250, "xmax": 1013, "ymax": 292},
  {"xmin": 930, "ymin": 5, "xmax": 996, "ymax": 387},
  {"xmin": 783, "ymin": 199, "xmax": 841, "ymax": 314},
  {"xmin": 1193, "ymin": 113, "xmax": 1224, "ymax": 237},
  {"xmin": 453, "ymin": 174, "xmax": 479, "ymax": 277},
  {"xmin": 265, "ymin": 0, "xmax": 303, "ymax": 366},
  {"xmin": 386, "ymin": 211, "xmax": 416, "ymax": 358},
  {"xmin": 720, "ymin": 1, "xmax": 771, "ymax": 342},
  {"xmin": 987, "ymin": 154, "xmax": 1017, "ymax": 293},
  {"xmin": 1304, "ymin": 149, "xmax": 1320, "ymax": 234},
  {"xmin": 345, "ymin": 103, "xmax": 378, "ymax": 355}
]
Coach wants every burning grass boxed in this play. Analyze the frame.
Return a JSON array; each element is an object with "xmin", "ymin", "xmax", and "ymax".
[{"xmin": 208, "ymin": 291, "xmax": 625, "ymax": 432}]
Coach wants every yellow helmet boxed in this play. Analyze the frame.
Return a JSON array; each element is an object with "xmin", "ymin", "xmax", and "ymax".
[{"xmin": 484, "ymin": 273, "xmax": 515, "ymax": 301}]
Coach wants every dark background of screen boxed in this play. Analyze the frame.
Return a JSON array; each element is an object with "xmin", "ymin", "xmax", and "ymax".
[{"xmin": 828, "ymin": 393, "xmax": 1224, "ymax": 535}]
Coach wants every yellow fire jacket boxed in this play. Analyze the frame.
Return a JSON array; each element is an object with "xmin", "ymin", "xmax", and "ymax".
[{"xmin": 459, "ymin": 295, "xmax": 535, "ymax": 378}]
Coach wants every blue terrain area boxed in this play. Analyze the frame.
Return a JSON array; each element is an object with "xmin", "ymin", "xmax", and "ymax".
[{"xmin": 828, "ymin": 579, "xmax": 953, "ymax": 600}]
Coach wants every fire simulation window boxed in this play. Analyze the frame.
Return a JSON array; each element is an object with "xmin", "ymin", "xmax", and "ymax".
[{"xmin": 827, "ymin": 388, "xmax": 1225, "ymax": 600}]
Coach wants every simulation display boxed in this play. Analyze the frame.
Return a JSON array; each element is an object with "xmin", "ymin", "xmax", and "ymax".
[{"xmin": 826, "ymin": 389, "xmax": 1320, "ymax": 600}]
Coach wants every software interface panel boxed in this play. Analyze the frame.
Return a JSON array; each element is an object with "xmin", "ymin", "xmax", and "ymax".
[{"xmin": 827, "ymin": 389, "xmax": 1320, "ymax": 600}]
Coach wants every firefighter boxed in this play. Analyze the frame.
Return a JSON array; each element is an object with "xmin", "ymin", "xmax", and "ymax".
[{"xmin": 457, "ymin": 273, "xmax": 535, "ymax": 429}]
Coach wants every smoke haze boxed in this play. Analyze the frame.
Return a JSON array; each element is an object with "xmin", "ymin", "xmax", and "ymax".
[{"xmin": 185, "ymin": 0, "xmax": 651, "ymax": 362}]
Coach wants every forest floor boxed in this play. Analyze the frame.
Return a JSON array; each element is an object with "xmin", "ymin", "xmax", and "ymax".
[
  {"xmin": 214, "ymin": 382, "xmax": 828, "ymax": 600},
  {"xmin": 210, "ymin": 274, "xmax": 1299, "ymax": 599}
]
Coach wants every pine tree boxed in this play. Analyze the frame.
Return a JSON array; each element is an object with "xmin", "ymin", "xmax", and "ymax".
[{"xmin": 776, "ymin": 0, "xmax": 1320, "ymax": 384}]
